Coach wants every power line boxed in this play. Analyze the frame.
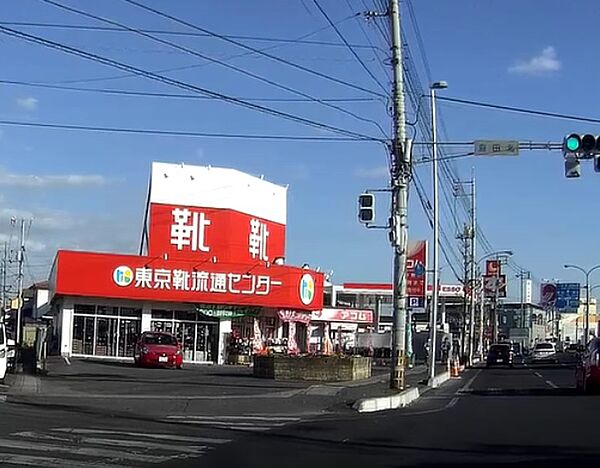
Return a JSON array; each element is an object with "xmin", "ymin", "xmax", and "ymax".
[
  {"xmin": 0, "ymin": 25, "xmax": 381, "ymax": 141},
  {"xmin": 0, "ymin": 21, "xmax": 382, "ymax": 50},
  {"xmin": 121, "ymin": 0, "xmax": 387, "ymax": 98},
  {"xmin": 0, "ymin": 119, "xmax": 376, "ymax": 141},
  {"xmin": 0, "ymin": 79, "xmax": 379, "ymax": 103},
  {"xmin": 312, "ymin": 0, "xmax": 387, "ymax": 94},
  {"xmin": 438, "ymin": 95, "xmax": 600, "ymax": 125},
  {"xmin": 40, "ymin": 0, "xmax": 388, "ymax": 137}
]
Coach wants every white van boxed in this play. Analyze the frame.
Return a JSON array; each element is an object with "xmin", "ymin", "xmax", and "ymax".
[{"xmin": 0, "ymin": 322, "xmax": 7, "ymax": 382}]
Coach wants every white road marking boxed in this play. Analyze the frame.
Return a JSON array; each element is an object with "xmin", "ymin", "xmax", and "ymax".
[
  {"xmin": 545, "ymin": 380, "xmax": 559, "ymax": 389},
  {"xmin": 167, "ymin": 415, "xmax": 300, "ymax": 422},
  {"xmin": 52, "ymin": 428, "xmax": 230, "ymax": 444},
  {"xmin": 534, "ymin": 372, "xmax": 543, "ymax": 378},
  {"xmin": 0, "ymin": 438, "xmax": 170, "ymax": 464},
  {"xmin": 0, "ymin": 452, "xmax": 130, "ymax": 467},
  {"xmin": 457, "ymin": 369, "xmax": 481, "ymax": 394}
]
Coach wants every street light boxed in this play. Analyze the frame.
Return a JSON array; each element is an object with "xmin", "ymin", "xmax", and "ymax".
[
  {"xmin": 563, "ymin": 264, "xmax": 600, "ymax": 344},
  {"xmin": 428, "ymin": 80, "xmax": 448, "ymax": 387},
  {"xmin": 476, "ymin": 250, "xmax": 513, "ymax": 356}
]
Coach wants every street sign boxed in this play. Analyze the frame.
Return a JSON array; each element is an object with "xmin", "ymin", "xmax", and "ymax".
[
  {"xmin": 555, "ymin": 283, "xmax": 580, "ymax": 313},
  {"xmin": 474, "ymin": 140, "xmax": 520, "ymax": 156}
]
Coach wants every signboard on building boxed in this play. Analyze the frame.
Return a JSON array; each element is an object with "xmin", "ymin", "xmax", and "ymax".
[
  {"xmin": 407, "ymin": 240, "xmax": 427, "ymax": 308},
  {"xmin": 486, "ymin": 260, "xmax": 501, "ymax": 276},
  {"xmin": 483, "ymin": 274, "xmax": 507, "ymax": 298},
  {"xmin": 311, "ymin": 308, "xmax": 373, "ymax": 324},
  {"xmin": 52, "ymin": 250, "xmax": 324, "ymax": 311},
  {"xmin": 147, "ymin": 163, "xmax": 287, "ymax": 264},
  {"xmin": 525, "ymin": 279, "xmax": 533, "ymax": 303},
  {"xmin": 540, "ymin": 282, "xmax": 580, "ymax": 312},
  {"xmin": 426, "ymin": 284, "xmax": 464, "ymax": 297}
]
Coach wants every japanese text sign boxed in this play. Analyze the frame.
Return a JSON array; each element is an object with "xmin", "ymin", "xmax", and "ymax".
[
  {"xmin": 53, "ymin": 250, "xmax": 323, "ymax": 311},
  {"xmin": 148, "ymin": 203, "xmax": 286, "ymax": 264}
]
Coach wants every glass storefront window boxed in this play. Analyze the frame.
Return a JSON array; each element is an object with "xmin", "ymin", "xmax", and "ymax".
[
  {"xmin": 120, "ymin": 307, "xmax": 142, "ymax": 318},
  {"xmin": 151, "ymin": 310, "xmax": 173, "ymax": 320},
  {"xmin": 97, "ymin": 306, "xmax": 118, "ymax": 316},
  {"xmin": 74, "ymin": 304, "xmax": 95, "ymax": 315}
]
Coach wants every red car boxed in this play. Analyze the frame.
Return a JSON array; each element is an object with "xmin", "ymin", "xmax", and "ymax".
[
  {"xmin": 134, "ymin": 332, "xmax": 183, "ymax": 369},
  {"xmin": 576, "ymin": 338, "xmax": 600, "ymax": 393}
]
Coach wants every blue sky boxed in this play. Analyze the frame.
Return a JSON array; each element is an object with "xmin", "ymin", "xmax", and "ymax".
[{"xmin": 0, "ymin": 0, "xmax": 598, "ymax": 299}]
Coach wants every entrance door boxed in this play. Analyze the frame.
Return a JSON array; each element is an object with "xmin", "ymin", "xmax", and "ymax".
[
  {"xmin": 83, "ymin": 316, "xmax": 95, "ymax": 355},
  {"xmin": 118, "ymin": 320, "xmax": 140, "ymax": 357},
  {"xmin": 96, "ymin": 318, "xmax": 118, "ymax": 357},
  {"xmin": 175, "ymin": 322, "xmax": 196, "ymax": 361}
]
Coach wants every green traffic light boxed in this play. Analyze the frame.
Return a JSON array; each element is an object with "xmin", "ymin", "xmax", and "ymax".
[{"xmin": 566, "ymin": 135, "xmax": 581, "ymax": 152}]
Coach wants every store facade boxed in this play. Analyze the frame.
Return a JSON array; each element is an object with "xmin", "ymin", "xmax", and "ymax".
[{"xmin": 49, "ymin": 163, "xmax": 324, "ymax": 364}]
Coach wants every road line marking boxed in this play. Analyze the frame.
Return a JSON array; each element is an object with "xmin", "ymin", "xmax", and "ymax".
[
  {"xmin": 0, "ymin": 438, "xmax": 170, "ymax": 464},
  {"xmin": 0, "ymin": 452, "xmax": 130, "ymax": 468},
  {"xmin": 171, "ymin": 421, "xmax": 271, "ymax": 431},
  {"xmin": 457, "ymin": 369, "xmax": 481, "ymax": 394},
  {"xmin": 165, "ymin": 415, "xmax": 300, "ymax": 422},
  {"xmin": 448, "ymin": 397, "xmax": 459, "ymax": 408},
  {"xmin": 52, "ymin": 428, "xmax": 230, "ymax": 444},
  {"xmin": 534, "ymin": 372, "xmax": 543, "ymax": 378},
  {"xmin": 545, "ymin": 380, "xmax": 559, "ymax": 389}
]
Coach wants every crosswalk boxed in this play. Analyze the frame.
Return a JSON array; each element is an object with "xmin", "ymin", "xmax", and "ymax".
[
  {"xmin": 0, "ymin": 415, "xmax": 302, "ymax": 466},
  {"xmin": 164, "ymin": 414, "xmax": 302, "ymax": 432}
]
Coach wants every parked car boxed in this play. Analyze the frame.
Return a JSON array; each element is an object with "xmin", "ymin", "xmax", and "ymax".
[
  {"xmin": 532, "ymin": 342, "xmax": 557, "ymax": 363},
  {"xmin": 486, "ymin": 343, "xmax": 513, "ymax": 368},
  {"xmin": 6, "ymin": 337, "xmax": 15, "ymax": 371},
  {"xmin": 134, "ymin": 332, "xmax": 183, "ymax": 369},
  {"xmin": 0, "ymin": 322, "xmax": 7, "ymax": 383},
  {"xmin": 576, "ymin": 338, "xmax": 600, "ymax": 393},
  {"xmin": 566, "ymin": 343, "xmax": 582, "ymax": 354}
]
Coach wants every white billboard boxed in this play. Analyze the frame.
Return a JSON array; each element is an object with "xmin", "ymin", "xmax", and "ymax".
[{"xmin": 149, "ymin": 162, "xmax": 287, "ymax": 225}]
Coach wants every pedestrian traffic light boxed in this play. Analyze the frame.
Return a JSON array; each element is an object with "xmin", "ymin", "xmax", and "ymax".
[
  {"xmin": 565, "ymin": 155, "xmax": 581, "ymax": 178},
  {"xmin": 358, "ymin": 193, "xmax": 375, "ymax": 224},
  {"xmin": 563, "ymin": 133, "xmax": 600, "ymax": 158}
]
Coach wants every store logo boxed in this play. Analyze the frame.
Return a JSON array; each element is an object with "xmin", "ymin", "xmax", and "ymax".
[
  {"xmin": 299, "ymin": 273, "xmax": 315, "ymax": 305},
  {"xmin": 113, "ymin": 266, "xmax": 134, "ymax": 287}
]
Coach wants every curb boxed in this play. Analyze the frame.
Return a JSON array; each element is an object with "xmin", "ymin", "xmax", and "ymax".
[
  {"xmin": 352, "ymin": 387, "xmax": 420, "ymax": 413},
  {"xmin": 429, "ymin": 370, "xmax": 450, "ymax": 388}
]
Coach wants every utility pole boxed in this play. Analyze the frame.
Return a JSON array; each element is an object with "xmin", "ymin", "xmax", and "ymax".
[
  {"xmin": 0, "ymin": 242, "xmax": 7, "ymax": 321},
  {"xmin": 468, "ymin": 173, "xmax": 476, "ymax": 365},
  {"xmin": 389, "ymin": 0, "xmax": 410, "ymax": 390},
  {"xmin": 16, "ymin": 218, "xmax": 25, "ymax": 346}
]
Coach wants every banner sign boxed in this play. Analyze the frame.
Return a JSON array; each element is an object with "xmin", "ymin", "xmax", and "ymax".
[
  {"xmin": 195, "ymin": 305, "xmax": 259, "ymax": 319},
  {"xmin": 53, "ymin": 250, "xmax": 324, "ymax": 311},
  {"xmin": 311, "ymin": 308, "xmax": 373, "ymax": 324},
  {"xmin": 426, "ymin": 284, "xmax": 464, "ymax": 297},
  {"xmin": 407, "ymin": 240, "xmax": 427, "ymax": 308},
  {"xmin": 277, "ymin": 310, "xmax": 311, "ymax": 324}
]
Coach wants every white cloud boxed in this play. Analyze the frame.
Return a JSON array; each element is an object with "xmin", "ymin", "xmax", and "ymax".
[
  {"xmin": 509, "ymin": 46, "xmax": 561, "ymax": 75},
  {"xmin": 354, "ymin": 166, "xmax": 389, "ymax": 178},
  {"xmin": 16, "ymin": 96, "xmax": 39, "ymax": 111},
  {"xmin": 0, "ymin": 171, "xmax": 108, "ymax": 189}
]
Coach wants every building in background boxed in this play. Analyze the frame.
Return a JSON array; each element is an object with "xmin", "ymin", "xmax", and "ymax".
[{"xmin": 48, "ymin": 162, "xmax": 324, "ymax": 364}]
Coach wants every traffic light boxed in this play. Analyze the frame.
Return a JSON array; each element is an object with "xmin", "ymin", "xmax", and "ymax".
[
  {"xmin": 563, "ymin": 133, "xmax": 600, "ymax": 158},
  {"xmin": 358, "ymin": 193, "xmax": 375, "ymax": 224},
  {"xmin": 565, "ymin": 155, "xmax": 581, "ymax": 178}
]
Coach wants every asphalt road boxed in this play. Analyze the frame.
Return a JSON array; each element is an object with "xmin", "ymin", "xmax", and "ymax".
[{"xmin": 1, "ymin": 357, "xmax": 593, "ymax": 467}]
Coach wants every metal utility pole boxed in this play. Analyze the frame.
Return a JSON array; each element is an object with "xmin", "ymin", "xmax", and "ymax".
[
  {"xmin": 468, "ymin": 173, "xmax": 476, "ymax": 365},
  {"xmin": 16, "ymin": 219, "xmax": 25, "ymax": 345},
  {"xmin": 389, "ymin": 0, "xmax": 410, "ymax": 390},
  {"xmin": 0, "ymin": 242, "xmax": 6, "ymax": 321},
  {"xmin": 428, "ymin": 81, "xmax": 447, "ymax": 385}
]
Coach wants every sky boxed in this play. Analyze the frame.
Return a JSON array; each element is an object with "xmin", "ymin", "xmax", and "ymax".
[{"xmin": 0, "ymin": 0, "xmax": 598, "ymax": 300}]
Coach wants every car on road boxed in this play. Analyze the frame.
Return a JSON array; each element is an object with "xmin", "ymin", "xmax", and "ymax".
[
  {"xmin": 532, "ymin": 342, "xmax": 557, "ymax": 363},
  {"xmin": 576, "ymin": 338, "xmax": 600, "ymax": 393},
  {"xmin": 134, "ymin": 332, "xmax": 183, "ymax": 369},
  {"xmin": 486, "ymin": 343, "xmax": 513, "ymax": 368}
]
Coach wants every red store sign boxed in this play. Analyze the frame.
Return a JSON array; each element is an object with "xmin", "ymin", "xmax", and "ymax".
[
  {"xmin": 148, "ymin": 203, "xmax": 286, "ymax": 265},
  {"xmin": 51, "ymin": 250, "xmax": 323, "ymax": 311}
]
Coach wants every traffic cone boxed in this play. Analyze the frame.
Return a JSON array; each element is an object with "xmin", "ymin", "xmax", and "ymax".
[{"xmin": 450, "ymin": 358, "xmax": 460, "ymax": 377}]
